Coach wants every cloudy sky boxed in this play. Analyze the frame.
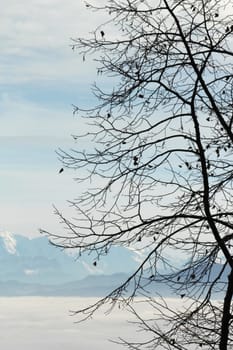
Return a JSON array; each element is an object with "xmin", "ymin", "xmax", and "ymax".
[{"xmin": 0, "ymin": 0, "xmax": 104, "ymax": 237}]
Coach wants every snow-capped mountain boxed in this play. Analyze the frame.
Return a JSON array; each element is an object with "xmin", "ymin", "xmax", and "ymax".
[
  {"xmin": 0, "ymin": 232, "xmax": 228, "ymax": 297},
  {"xmin": 0, "ymin": 232, "xmax": 138, "ymax": 295},
  {"xmin": 0, "ymin": 231, "xmax": 17, "ymax": 255}
]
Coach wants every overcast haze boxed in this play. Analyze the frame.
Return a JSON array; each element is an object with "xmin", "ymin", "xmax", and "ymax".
[
  {"xmin": 0, "ymin": 296, "xmax": 202, "ymax": 349},
  {"xmin": 0, "ymin": 0, "xmax": 103, "ymax": 237},
  {"xmin": 0, "ymin": 5, "xmax": 145, "ymax": 348},
  {"xmin": 0, "ymin": 297, "xmax": 147, "ymax": 350}
]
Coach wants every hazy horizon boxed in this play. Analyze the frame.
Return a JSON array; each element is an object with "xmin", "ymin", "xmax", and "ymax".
[
  {"xmin": 0, "ymin": 296, "xmax": 211, "ymax": 349},
  {"xmin": 0, "ymin": 296, "xmax": 147, "ymax": 350}
]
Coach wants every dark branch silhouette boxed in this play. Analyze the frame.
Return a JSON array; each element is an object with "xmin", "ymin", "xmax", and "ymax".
[{"xmin": 42, "ymin": 1, "xmax": 233, "ymax": 349}]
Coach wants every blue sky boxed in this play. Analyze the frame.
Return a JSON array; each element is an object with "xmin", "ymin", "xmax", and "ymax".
[{"xmin": 0, "ymin": 0, "xmax": 103, "ymax": 236}]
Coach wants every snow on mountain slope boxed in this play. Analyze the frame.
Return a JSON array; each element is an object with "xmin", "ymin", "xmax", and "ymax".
[
  {"xmin": 0, "ymin": 231, "xmax": 16, "ymax": 254},
  {"xmin": 0, "ymin": 233, "xmax": 137, "ymax": 285}
]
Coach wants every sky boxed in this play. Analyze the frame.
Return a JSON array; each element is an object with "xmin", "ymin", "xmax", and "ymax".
[{"xmin": 0, "ymin": 0, "xmax": 104, "ymax": 237}]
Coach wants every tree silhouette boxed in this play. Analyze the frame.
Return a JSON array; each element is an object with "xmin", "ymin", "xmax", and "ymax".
[{"xmin": 42, "ymin": 1, "xmax": 233, "ymax": 349}]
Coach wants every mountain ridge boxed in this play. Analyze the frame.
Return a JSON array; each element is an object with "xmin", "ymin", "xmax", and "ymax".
[
  {"xmin": 0, "ymin": 232, "xmax": 139, "ymax": 295},
  {"xmin": 0, "ymin": 272, "xmax": 130, "ymax": 296},
  {"xmin": 0, "ymin": 232, "xmax": 228, "ymax": 297}
]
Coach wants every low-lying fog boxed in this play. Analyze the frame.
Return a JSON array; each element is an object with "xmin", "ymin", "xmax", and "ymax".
[
  {"xmin": 0, "ymin": 297, "xmax": 212, "ymax": 349},
  {"xmin": 0, "ymin": 297, "xmax": 141, "ymax": 350}
]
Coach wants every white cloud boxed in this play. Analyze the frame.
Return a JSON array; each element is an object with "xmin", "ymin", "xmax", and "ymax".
[
  {"xmin": 0, "ymin": 0, "xmax": 113, "ymax": 237},
  {"xmin": 0, "ymin": 93, "xmax": 78, "ymax": 138},
  {"xmin": 1, "ymin": 0, "xmax": 91, "ymax": 50},
  {"xmin": 0, "ymin": 173, "xmax": 79, "ymax": 238},
  {"xmin": 0, "ymin": 0, "xmax": 103, "ymax": 85},
  {"xmin": 127, "ymin": 246, "xmax": 147, "ymax": 264}
]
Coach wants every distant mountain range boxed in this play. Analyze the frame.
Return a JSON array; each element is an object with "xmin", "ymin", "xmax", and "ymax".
[
  {"xmin": 0, "ymin": 273, "xmax": 131, "ymax": 297},
  {"xmin": 0, "ymin": 232, "xmax": 229, "ymax": 297},
  {"xmin": 0, "ymin": 231, "xmax": 140, "ymax": 296}
]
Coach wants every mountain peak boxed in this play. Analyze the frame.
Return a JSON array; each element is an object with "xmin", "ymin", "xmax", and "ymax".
[
  {"xmin": 0, "ymin": 233, "xmax": 138, "ymax": 286},
  {"xmin": 0, "ymin": 231, "xmax": 16, "ymax": 255}
]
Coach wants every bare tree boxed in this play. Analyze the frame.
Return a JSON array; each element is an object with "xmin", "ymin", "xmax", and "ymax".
[{"xmin": 42, "ymin": 1, "xmax": 233, "ymax": 349}]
